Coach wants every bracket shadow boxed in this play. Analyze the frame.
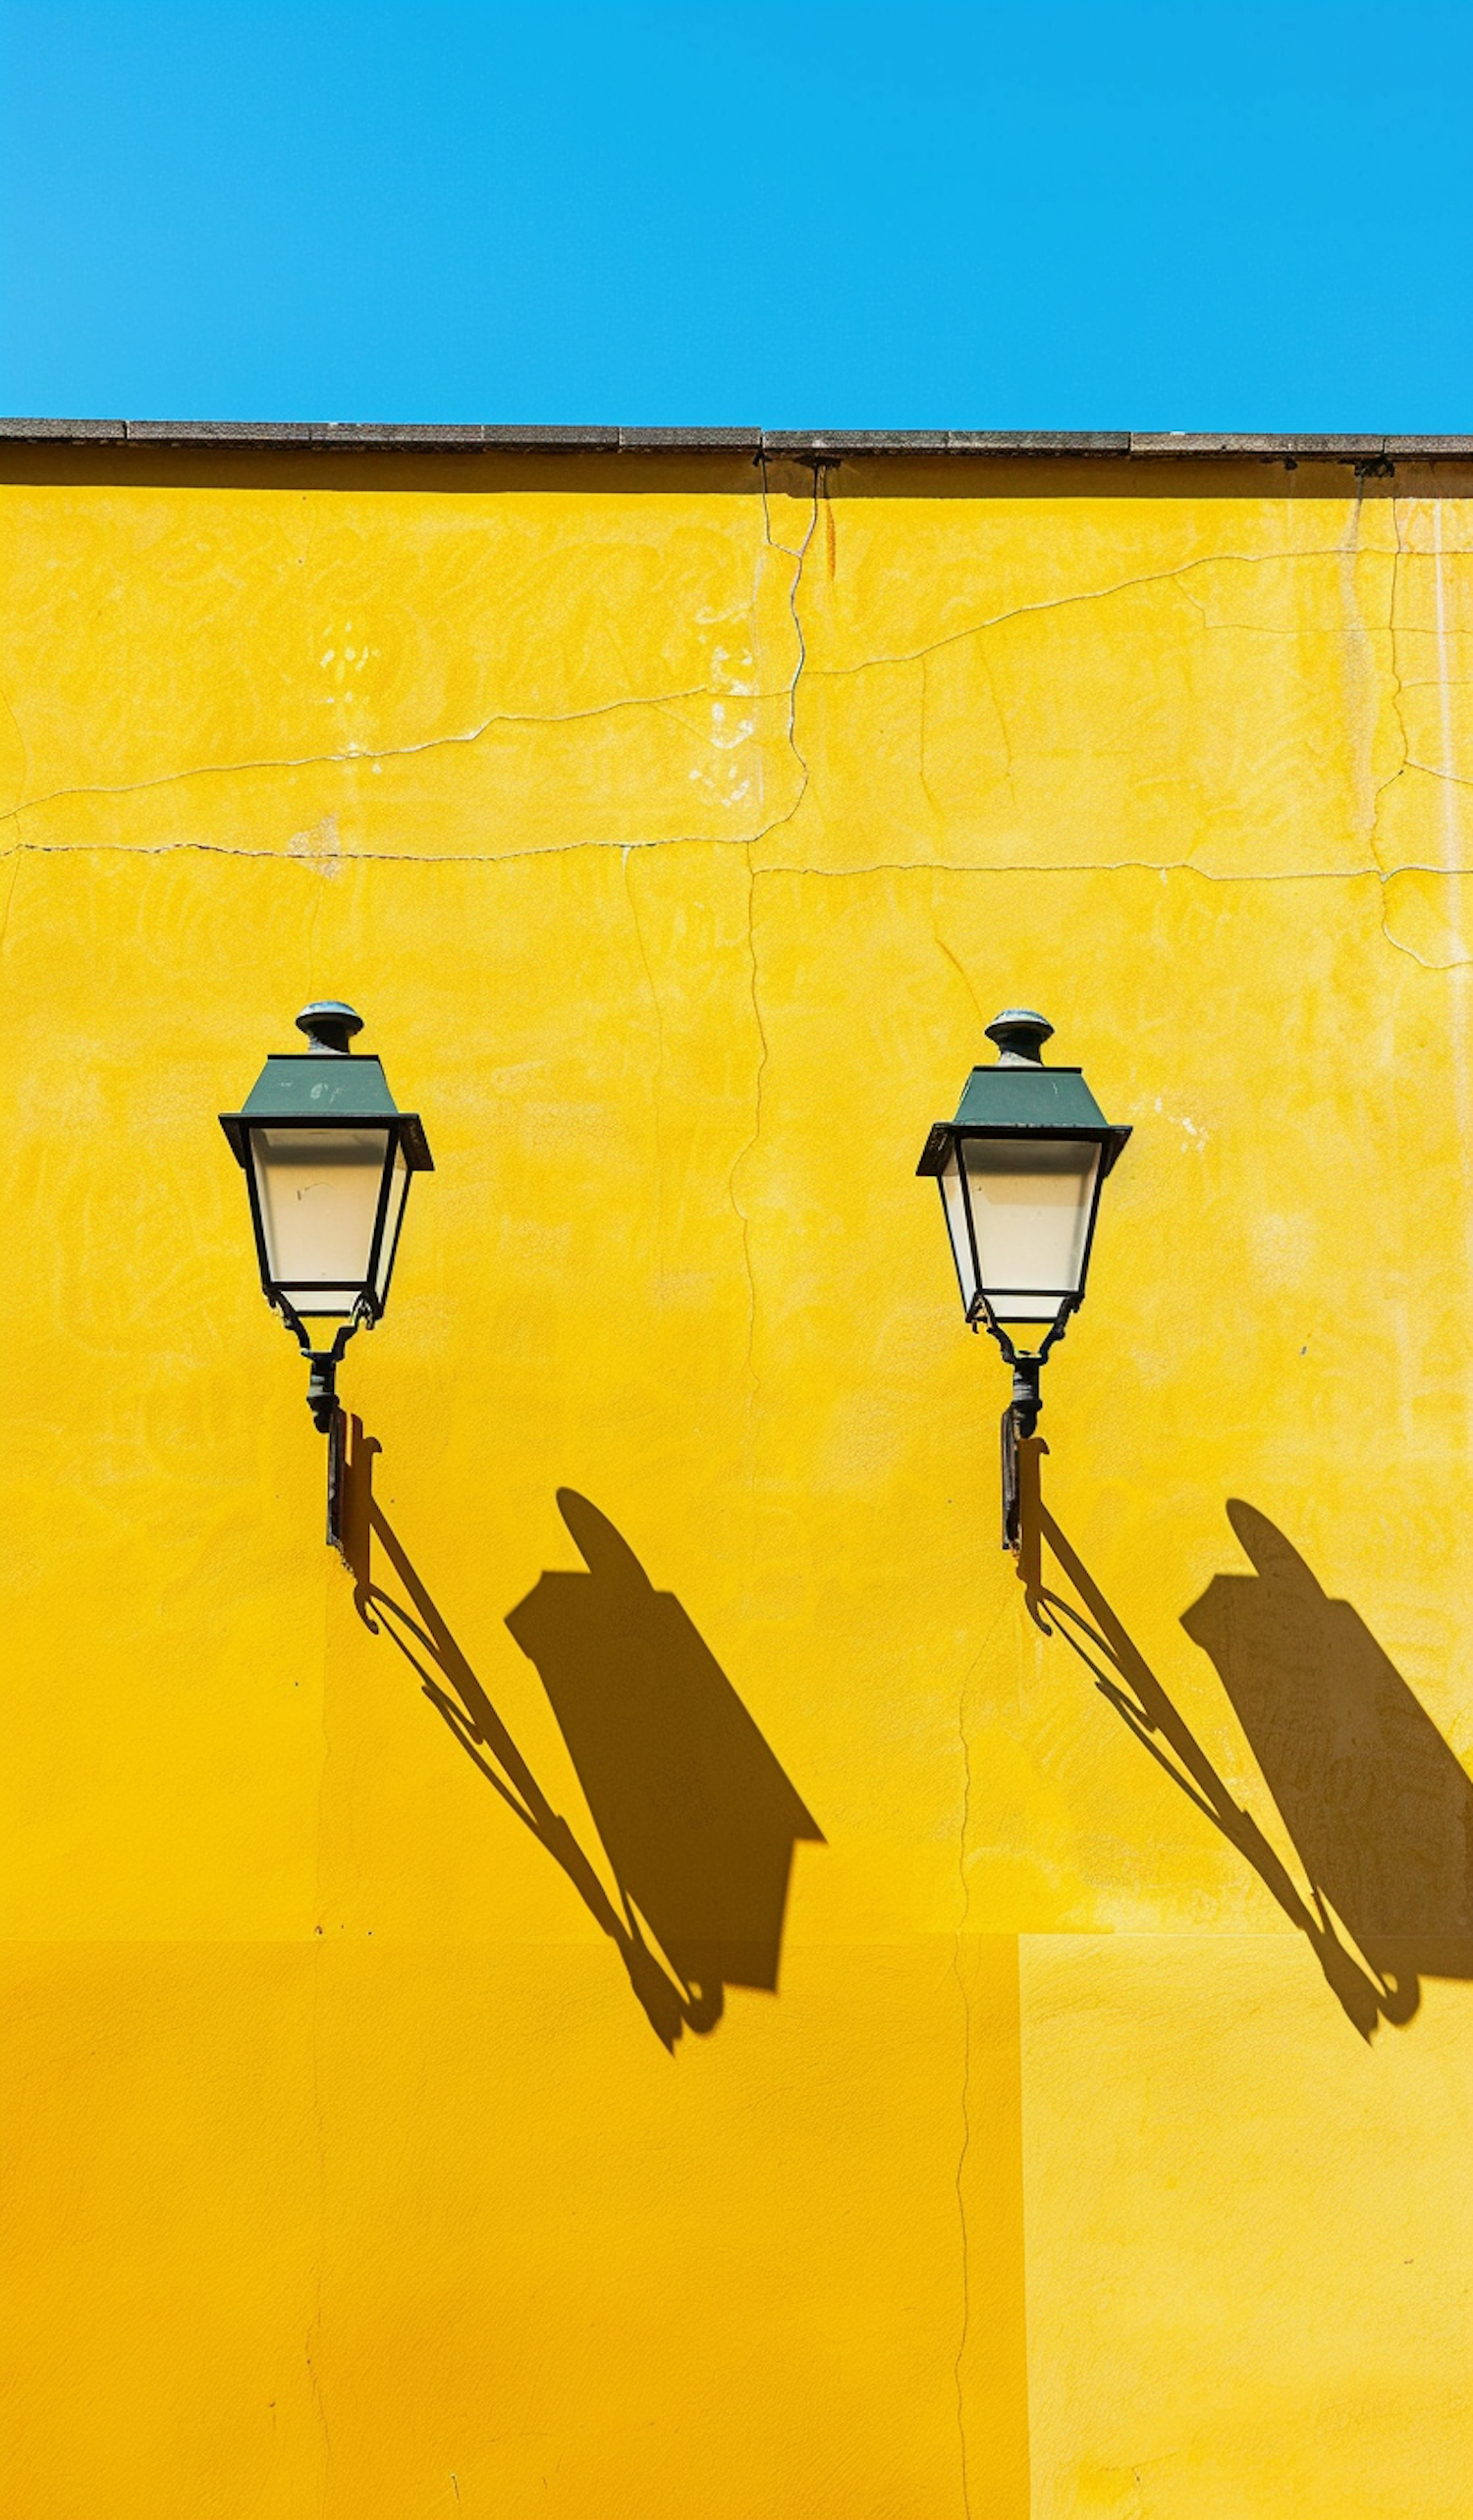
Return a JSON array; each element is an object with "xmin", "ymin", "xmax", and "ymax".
[
  {"xmin": 1017, "ymin": 1442, "xmax": 1473, "ymax": 2038},
  {"xmin": 341, "ymin": 1420, "xmax": 821, "ymax": 2050}
]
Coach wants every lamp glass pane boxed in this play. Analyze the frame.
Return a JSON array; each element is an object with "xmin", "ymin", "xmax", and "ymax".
[
  {"xmin": 961, "ymin": 1138, "xmax": 1101, "ymax": 1320},
  {"xmin": 939, "ymin": 1148, "xmax": 980, "ymax": 1315},
  {"xmin": 372, "ymin": 1143, "xmax": 410, "ymax": 1308},
  {"xmin": 249, "ymin": 1126, "xmax": 390, "ymax": 1314}
]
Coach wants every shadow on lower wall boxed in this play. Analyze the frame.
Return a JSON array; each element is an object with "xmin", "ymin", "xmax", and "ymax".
[
  {"xmin": 339, "ymin": 1418, "xmax": 822, "ymax": 2051},
  {"xmin": 1017, "ymin": 1442, "xmax": 1473, "ymax": 2039}
]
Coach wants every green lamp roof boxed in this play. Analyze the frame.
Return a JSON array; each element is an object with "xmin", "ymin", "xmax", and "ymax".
[
  {"xmin": 917, "ymin": 1007, "xmax": 1129, "ymax": 1176},
  {"xmin": 219, "ymin": 1002, "xmax": 433, "ymax": 1170}
]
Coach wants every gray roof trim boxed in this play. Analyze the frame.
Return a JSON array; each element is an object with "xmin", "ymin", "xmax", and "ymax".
[{"xmin": 1, "ymin": 418, "xmax": 1470, "ymax": 459}]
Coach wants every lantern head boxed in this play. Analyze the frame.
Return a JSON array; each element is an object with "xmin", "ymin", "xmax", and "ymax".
[
  {"xmin": 917, "ymin": 1009, "xmax": 1128, "ymax": 1349},
  {"xmin": 220, "ymin": 1000, "xmax": 433, "ymax": 1338},
  {"xmin": 917, "ymin": 1009, "xmax": 1129, "ymax": 1550}
]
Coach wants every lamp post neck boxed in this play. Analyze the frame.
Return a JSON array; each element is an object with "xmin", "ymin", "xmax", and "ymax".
[{"xmin": 1009, "ymin": 1356, "xmax": 1043, "ymax": 1436}]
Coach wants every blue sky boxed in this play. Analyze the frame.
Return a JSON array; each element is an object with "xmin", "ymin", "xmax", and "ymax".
[{"xmin": 1, "ymin": 0, "xmax": 1469, "ymax": 428}]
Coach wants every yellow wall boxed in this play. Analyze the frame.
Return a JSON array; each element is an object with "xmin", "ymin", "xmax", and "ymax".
[{"xmin": 2, "ymin": 445, "xmax": 1470, "ymax": 2518}]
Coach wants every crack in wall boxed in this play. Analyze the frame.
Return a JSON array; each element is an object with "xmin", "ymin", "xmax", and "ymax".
[
  {"xmin": 755, "ymin": 455, "xmax": 824, "ymax": 831},
  {"xmin": 951, "ymin": 1592, "xmax": 1013, "ymax": 2520},
  {"xmin": 953, "ymin": 1660, "xmax": 974, "ymax": 2520},
  {"xmin": 1344, "ymin": 477, "xmax": 1390, "ymax": 878},
  {"xmin": 917, "ymin": 656, "xmax": 946, "ymax": 830},
  {"xmin": 1369, "ymin": 498, "xmax": 1473, "ymax": 966},
  {"xmin": 1405, "ymin": 762, "xmax": 1473, "ymax": 787},
  {"xmin": 2, "ymin": 831, "xmax": 1463, "ymax": 968},
  {"xmin": 3, "ymin": 834, "xmax": 1460, "ymax": 883},
  {"xmin": 1374, "ymin": 498, "xmax": 1419, "ymax": 968},
  {"xmin": 930, "ymin": 880, "xmax": 990, "ymax": 1033},
  {"xmin": 0, "ymin": 681, "xmax": 716, "ymax": 829},
  {"xmin": 1375, "ymin": 920, "xmax": 1473, "ymax": 974},
  {"xmin": 791, "ymin": 540, "xmax": 1417, "ymax": 683},
  {"xmin": 725, "ymin": 466, "xmax": 823, "ymax": 1438},
  {"xmin": 3, "ymin": 538, "xmax": 1431, "ymax": 833},
  {"xmin": 1369, "ymin": 495, "xmax": 1411, "ymax": 880},
  {"xmin": 3, "ymin": 487, "xmax": 1462, "ymax": 986}
]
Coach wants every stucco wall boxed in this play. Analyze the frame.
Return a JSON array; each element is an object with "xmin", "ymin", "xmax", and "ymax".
[{"xmin": 2, "ymin": 445, "xmax": 1470, "ymax": 2517}]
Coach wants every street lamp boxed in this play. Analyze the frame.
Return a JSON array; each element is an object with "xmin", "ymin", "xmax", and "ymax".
[
  {"xmin": 219, "ymin": 1001, "xmax": 433, "ymax": 1542},
  {"xmin": 917, "ymin": 1009, "xmax": 1129, "ymax": 1549}
]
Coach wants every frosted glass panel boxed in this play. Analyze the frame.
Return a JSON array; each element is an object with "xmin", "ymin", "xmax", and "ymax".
[
  {"xmin": 250, "ymin": 1127, "xmax": 389, "ymax": 1314},
  {"xmin": 373, "ymin": 1144, "xmax": 410, "ymax": 1306},
  {"xmin": 939, "ymin": 1150, "xmax": 979, "ymax": 1314},
  {"xmin": 961, "ymin": 1139, "xmax": 1100, "ymax": 1318}
]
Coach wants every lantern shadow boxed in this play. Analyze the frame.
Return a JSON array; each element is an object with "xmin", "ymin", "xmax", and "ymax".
[
  {"xmin": 340, "ymin": 1419, "xmax": 822, "ymax": 2050},
  {"xmin": 1016, "ymin": 1443, "xmax": 1473, "ymax": 2039}
]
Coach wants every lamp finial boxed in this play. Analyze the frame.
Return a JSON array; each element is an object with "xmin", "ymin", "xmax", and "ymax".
[
  {"xmin": 296, "ymin": 1000, "xmax": 363, "ymax": 1056},
  {"xmin": 985, "ymin": 1008, "xmax": 1053, "ymax": 1067}
]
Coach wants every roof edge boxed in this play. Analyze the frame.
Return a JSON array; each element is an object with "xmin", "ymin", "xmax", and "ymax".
[{"xmin": 2, "ymin": 419, "xmax": 1470, "ymax": 459}]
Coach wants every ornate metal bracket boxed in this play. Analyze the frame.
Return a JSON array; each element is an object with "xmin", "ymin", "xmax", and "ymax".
[
  {"xmin": 976, "ymin": 1302, "xmax": 1070, "ymax": 1551},
  {"xmin": 274, "ymin": 1300, "xmax": 366, "ymax": 1550}
]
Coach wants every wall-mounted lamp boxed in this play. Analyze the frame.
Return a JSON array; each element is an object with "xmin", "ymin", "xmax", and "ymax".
[
  {"xmin": 917, "ymin": 1009, "xmax": 1129, "ymax": 1551},
  {"xmin": 219, "ymin": 1001, "xmax": 433, "ymax": 1543}
]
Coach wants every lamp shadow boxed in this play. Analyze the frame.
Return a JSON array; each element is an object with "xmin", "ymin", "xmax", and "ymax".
[
  {"xmin": 339, "ymin": 1418, "xmax": 822, "ymax": 2050},
  {"xmin": 1016, "ymin": 1442, "xmax": 1473, "ymax": 2039}
]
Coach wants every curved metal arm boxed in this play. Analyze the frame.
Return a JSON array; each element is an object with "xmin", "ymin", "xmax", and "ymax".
[
  {"xmin": 268, "ymin": 1298, "xmax": 368, "ymax": 1553},
  {"xmin": 973, "ymin": 1292, "xmax": 1074, "ymax": 1374},
  {"xmin": 271, "ymin": 1299, "xmax": 365, "ymax": 1426},
  {"xmin": 974, "ymin": 1298, "xmax": 1075, "ymax": 1551}
]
